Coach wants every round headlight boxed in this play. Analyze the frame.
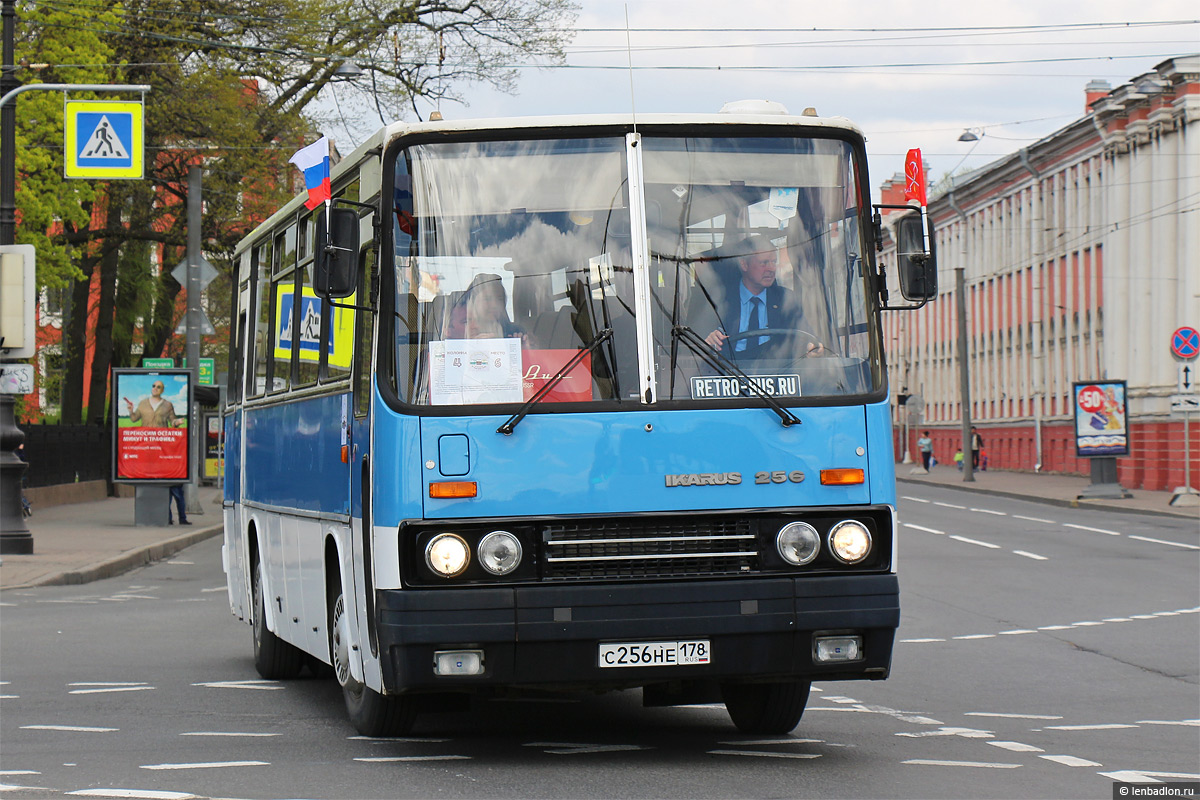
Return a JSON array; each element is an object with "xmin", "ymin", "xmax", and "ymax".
[
  {"xmin": 425, "ymin": 533, "xmax": 470, "ymax": 578},
  {"xmin": 478, "ymin": 530, "xmax": 523, "ymax": 576},
  {"xmin": 776, "ymin": 521, "xmax": 820, "ymax": 566},
  {"xmin": 829, "ymin": 520, "xmax": 872, "ymax": 564}
]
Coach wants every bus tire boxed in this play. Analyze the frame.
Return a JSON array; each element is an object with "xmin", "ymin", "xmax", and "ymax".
[
  {"xmin": 328, "ymin": 575, "xmax": 416, "ymax": 737},
  {"xmin": 252, "ymin": 560, "xmax": 304, "ymax": 680},
  {"xmin": 721, "ymin": 680, "xmax": 811, "ymax": 734}
]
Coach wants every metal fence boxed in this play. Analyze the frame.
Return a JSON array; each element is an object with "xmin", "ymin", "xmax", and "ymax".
[{"xmin": 17, "ymin": 424, "xmax": 110, "ymax": 488}]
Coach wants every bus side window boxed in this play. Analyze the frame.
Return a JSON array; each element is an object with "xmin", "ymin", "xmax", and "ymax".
[
  {"xmin": 250, "ymin": 242, "xmax": 271, "ymax": 397},
  {"xmin": 353, "ymin": 250, "xmax": 376, "ymax": 417}
]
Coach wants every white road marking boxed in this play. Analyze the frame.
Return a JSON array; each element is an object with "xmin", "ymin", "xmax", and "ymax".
[
  {"xmin": 140, "ymin": 761, "xmax": 268, "ymax": 770},
  {"xmin": 1100, "ymin": 770, "xmax": 1200, "ymax": 782},
  {"xmin": 1045, "ymin": 723, "xmax": 1137, "ymax": 731},
  {"xmin": 1013, "ymin": 550, "xmax": 1048, "ymax": 561},
  {"xmin": 953, "ymin": 634, "xmax": 995, "ymax": 640},
  {"xmin": 1129, "ymin": 535, "xmax": 1200, "ymax": 550},
  {"xmin": 192, "ymin": 680, "xmax": 283, "ymax": 691},
  {"xmin": 67, "ymin": 790, "xmax": 198, "ymax": 799},
  {"xmin": 166, "ymin": 560, "xmax": 194, "ymax": 565},
  {"xmin": 21, "ymin": 724, "xmax": 118, "ymax": 732},
  {"xmin": 1062, "ymin": 523, "xmax": 1120, "ymax": 536},
  {"xmin": 902, "ymin": 496, "xmax": 930, "ymax": 503},
  {"xmin": 1136, "ymin": 720, "xmax": 1200, "ymax": 726},
  {"xmin": 355, "ymin": 755, "xmax": 471, "ymax": 762},
  {"xmin": 988, "ymin": 741, "xmax": 1045, "ymax": 752},
  {"xmin": 997, "ymin": 629, "xmax": 1037, "ymax": 635},
  {"xmin": 348, "ymin": 736, "xmax": 449, "ymax": 742},
  {"xmin": 903, "ymin": 759, "xmax": 1020, "ymax": 769},
  {"xmin": 0, "ymin": 784, "xmax": 52, "ymax": 793},
  {"xmin": 0, "ymin": 771, "xmax": 40, "ymax": 776},
  {"xmin": 0, "ymin": 696, "xmax": 17, "ymax": 700},
  {"xmin": 1103, "ymin": 618, "xmax": 1133, "ymax": 623},
  {"xmin": 950, "ymin": 535, "xmax": 1000, "ymax": 549},
  {"xmin": 1014, "ymin": 515, "xmax": 1054, "ymax": 523},
  {"xmin": 69, "ymin": 686, "xmax": 153, "ymax": 695},
  {"xmin": 934, "ymin": 502, "xmax": 967, "ymax": 510},
  {"xmin": 823, "ymin": 696, "xmax": 860, "ymax": 704},
  {"xmin": 903, "ymin": 523, "xmax": 945, "ymax": 535},
  {"xmin": 200, "ymin": 587, "xmax": 227, "ymax": 593},
  {"xmin": 180, "ymin": 732, "xmax": 280, "ymax": 737},
  {"xmin": 970, "ymin": 508, "xmax": 1006, "ymax": 516},
  {"xmin": 1038, "ymin": 625, "xmax": 1074, "ymax": 631},
  {"xmin": 1071, "ymin": 621, "xmax": 1105, "ymax": 627},
  {"xmin": 966, "ymin": 712, "xmax": 1062, "ymax": 720},
  {"xmin": 1041, "ymin": 755, "xmax": 1102, "ymax": 767},
  {"xmin": 900, "ymin": 638, "xmax": 946, "ymax": 643},
  {"xmin": 107, "ymin": 594, "xmax": 158, "ymax": 600},
  {"xmin": 897, "ymin": 727, "xmax": 994, "ymax": 739},
  {"xmin": 719, "ymin": 738, "xmax": 824, "ymax": 745},
  {"xmin": 709, "ymin": 750, "xmax": 820, "ymax": 759}
]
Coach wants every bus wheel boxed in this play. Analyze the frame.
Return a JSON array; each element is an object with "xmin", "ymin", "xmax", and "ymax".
[
  {"xmin": 327, "ymin": 577, "xmax": 416, "ymax": 737},
  {"xmin": 721, "ymin": 680, "xmax": 811, "ymax": 734},
  {"xmin": 252, "ymin": 561, "xmax": 304, "ymax": 680}
]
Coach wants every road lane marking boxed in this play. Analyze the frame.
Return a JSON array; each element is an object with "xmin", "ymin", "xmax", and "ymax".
[
  {"xmin": 1013, "ymin": 550, "xmax": 1048, "ymax": 560},
  {"xmin": 1045, "ymin": 723, "xmax": 1137, "ymax": 731},
  {"xmin": 966, "ymin": 712, "xmax": 1062, "ymax": 720},
  {"xmin": 897, "ymin": 727, "xmax": 993, "ymax": 739},
  {"xmin": 1129, "ymin": 535, "xmax": 1200, "ymax": 550},
  {"xmin": 21, "ymin": 725, "xmax": 118, "ymax": 732},
  {"xmin": 69, "ymin": 686, "xmax": 153, "ymax": 695},
  {"xmin": 1062, "ymin": 523, "xmax": 1120, "ymax": 536},
  {"xmin": 1103, "ymin": 618, "xmax": 1133, "ymax": 623},
  {"xmin": 66, "ymin": 791, "xmax": 198, "ymax": 799},
  {"xmin": 180, "ymin": 732, "xmax": 280, "ymax": 737},
  {"xmin": 1136, "ymin": 720, "xmax": 1200, "ymax": 726},
  {"xmin": 988, "ymin": 741, "xmax": 1045, "ymax": 752},
  {"xmin": 1014, "ymin": 515, "xmax": 1055, "ymax": 523},
  {"xmin": 901, "ymin": 496, "xmax": 930, "ymax": 503},
  {"xmin": 355, "ymin": 755, "xmax": 471, "ymax": 762},
  {"xmin": 1100, "ymin": 770, "xmax": 1200, "ymax": 783},
  {"xmin": 899, "ymin": 638, "xmax": 946, "ymax": 643},
  {"xmin": 718, "ymin": 739, "xmax": 824, "ymax": 745},
  {"xmin": 192, "ymin": 680, "xmax": 283, "ymax": 691},
  {"xmin": 903, "ymin": 759, "xmax": 1020, "ymax": 769},
  {"xmin": 1071, "ymin": 621, "xmax": 1105, "ymax": 626},
  {"xmin": 970, "ymin": 508, "xmax": 1006, "ymax": 516},
  {"xmin": 953, "ymin": 634, "xmax": 995, "ymax": 640},
  {"xmin": 709, "ymin": 750, "xmax": 820, "ymax": 759},
  {"xmin": 1038, "ymin": 625, "xmax": 1073, "ymax": 631},
  {"xmin": 140, "ymin": 761, "xmax": 268, "ymax": 770},
  {"xmin": 1041, "ymin": 755, "xmax": 1102, "ymax": 767},
  {"xmin": 997, "ymin": 630, "xmax": 1038, "ymax": 635},
  {"xmin": 934, "ymin": 502, "xmax": 967, "ymax": 510},
  {"xmin": 903, "ymin": 523, "xmax": 945, "ymax": 535},
  {"xmin": 0, "ymin": 771, "xmax": 40, "ymax": 776},
  {"xmin": 950, "ymin": 535, "xmax": 1000, "ymax": 549}
]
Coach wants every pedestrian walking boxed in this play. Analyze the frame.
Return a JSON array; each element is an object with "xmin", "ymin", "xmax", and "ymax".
[
  {"xmin": 169, "ymin": 484, "xmax": 190, "ymax": 525},
  {"xmin": 917, "ymin": 430, "xmax": 933, "ymax": 470},
  {"xmin": 971, "ymin": 427, "xmax": 984, "ymax": 470}
]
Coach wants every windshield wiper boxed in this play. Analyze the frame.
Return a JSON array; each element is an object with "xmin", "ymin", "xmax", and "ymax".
[
  {"xmin": 670, "ymin": 325, "xmax": 802, "ymax": 428},
  {"xmin": 497, "ymin": 328, "xmax": 614, "ymax": 435}
]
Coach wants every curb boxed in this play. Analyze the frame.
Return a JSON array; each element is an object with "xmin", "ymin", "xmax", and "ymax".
[
  {"xmin": 896, "ymin": 477, "xmax": 1197, "ymax": 521},
  {"xmin": 0, "ymin": 524, "xmax": 223, "ymax": 591}
]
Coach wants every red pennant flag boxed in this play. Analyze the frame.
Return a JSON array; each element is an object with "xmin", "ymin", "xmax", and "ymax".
[{"xmin": 904, "ymin": 148, "xmax": 927, "ymax": 206}]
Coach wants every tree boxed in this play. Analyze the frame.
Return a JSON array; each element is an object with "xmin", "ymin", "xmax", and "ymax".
[{"xmin": 16, "ymin": 0, "xmax": 579, "ymax": 423}]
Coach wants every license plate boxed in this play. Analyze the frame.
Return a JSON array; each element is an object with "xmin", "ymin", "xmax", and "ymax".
[{"xmin": 598, "ymin": 640, "xmax": 711, "ymax": 668}]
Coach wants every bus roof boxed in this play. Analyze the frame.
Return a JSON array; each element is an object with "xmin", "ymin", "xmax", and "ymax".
[{"xmin": 235, "ymin": 110, "xmax": 864, "ymax": 256}]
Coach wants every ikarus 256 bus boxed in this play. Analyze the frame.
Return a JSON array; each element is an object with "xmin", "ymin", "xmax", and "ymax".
[{"xmin": 222, "ymin": 101, "xmax": 937, "ymax": 736}]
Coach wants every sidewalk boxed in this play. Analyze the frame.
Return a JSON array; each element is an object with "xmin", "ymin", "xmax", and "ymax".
[
  {"xmin": 2, "ymin": 470, "xmax": 1195, "ymax": 592},
  {"xmin": 896, "ymin": 463, "xmax": 1200, "ymax": 521},
  {"xmin": 0, "ymin": 486, "xmax": 224, "ymax": 591}
]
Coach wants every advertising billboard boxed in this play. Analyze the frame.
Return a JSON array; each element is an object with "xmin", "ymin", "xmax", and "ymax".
[
  {"xmin": 1072, "ymin": 380, "xmax": 1129, "ymax": 458},
  {"xmin": 112, "ymin": 369, "xmax": 192, "ymax": 482}
]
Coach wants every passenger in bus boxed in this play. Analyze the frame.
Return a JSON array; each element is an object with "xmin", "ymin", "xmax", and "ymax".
[
  {"xmin": 697, "ymin": 234, "xmax": 824, "ymax": 360},
  {"xmin": 464, "ymin": 273, "xmax": 526, "ymax": 341},
  {"xmin": 441, "ymin": 291, "xmax": 468, "ymax": 339}
]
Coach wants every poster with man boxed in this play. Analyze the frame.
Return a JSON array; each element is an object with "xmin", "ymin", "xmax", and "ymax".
[
  {"xmin": 112, "ymin": 369, "xmax": 192, "ymax": 481},
  {"xmin": 1073, "ymin": 380, "xmax": 1129, "ymax": 457}
]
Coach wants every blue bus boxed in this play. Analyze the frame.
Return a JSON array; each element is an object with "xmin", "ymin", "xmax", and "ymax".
[{"xmin": 222, "ymin": 103, "xmax": 936, "ymax": 737}]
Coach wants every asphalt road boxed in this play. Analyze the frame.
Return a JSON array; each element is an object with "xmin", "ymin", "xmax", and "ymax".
[{"xmin": 1, "ymin": 484, "xmax": 1197, "ymax": 800}]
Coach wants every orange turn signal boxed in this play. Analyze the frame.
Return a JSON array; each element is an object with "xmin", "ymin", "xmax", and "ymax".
[
  {"xmin": 340, "ymin": 444, "xmax": 350, "ymax": 464},
  {"xmin": 820, "ymin": 468, "xmax": 865, "ymax": 486},
  {"xmin": 429, "ymin": 481, "xmax": 478, "ymax": 499}
]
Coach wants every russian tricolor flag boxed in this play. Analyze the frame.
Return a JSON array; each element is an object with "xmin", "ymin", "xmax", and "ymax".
[{"xmin": 289, "ymin": 136, "xmax": 331, "ymax": 210}]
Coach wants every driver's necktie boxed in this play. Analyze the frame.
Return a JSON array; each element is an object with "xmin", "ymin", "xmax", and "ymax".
[{"xmin": 743, "ymin": 296, "xmax": 764, "ymax": 354}]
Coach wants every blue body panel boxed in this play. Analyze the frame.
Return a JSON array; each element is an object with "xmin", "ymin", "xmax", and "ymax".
[
  {"xmin": 223, "ymin": 410, "xmax": 242, "ymax": 505},
  {"xmin": 242, "ymin": 393, "xmax": 351, "ymax": 515},
  {"xmin": 371, "ymin": 403, "xmax": 892, "ymax": 524}
]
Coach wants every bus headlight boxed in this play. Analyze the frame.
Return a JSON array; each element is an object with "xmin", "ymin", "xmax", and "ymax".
[
  {"xmin": 776, "ymin": 521, "xmax": 820, "ymax": 566},
  {"xmin": 478, "ymin": 531, "xmax": 523, "ymax": 576},
  {"xmin": 426, "ymin": 533, "xmax": 470, "ymax": 578},
  {"xmin": 829, "ymin": 520, "xmax": 872, "ymax": 564}
]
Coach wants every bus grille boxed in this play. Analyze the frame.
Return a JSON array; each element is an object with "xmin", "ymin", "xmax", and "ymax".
[{"xmin": 541, "ymin": 518, "xmax": 758, "ymax": 580}]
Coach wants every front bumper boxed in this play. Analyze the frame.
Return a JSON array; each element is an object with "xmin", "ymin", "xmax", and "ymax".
[{"xmin": 375, "ymin": 574, "xmax": 898, "ymax": 693}]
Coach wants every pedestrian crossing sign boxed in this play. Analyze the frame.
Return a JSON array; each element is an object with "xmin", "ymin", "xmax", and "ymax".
[{"xmin": 64, "ymin": 99, "xmax": 144, "ymax": 179}]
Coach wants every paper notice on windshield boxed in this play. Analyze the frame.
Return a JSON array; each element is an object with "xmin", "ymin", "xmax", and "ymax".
[{"xmin": 430, "ymin": 338, "xmax": 524, "ymax": 405}]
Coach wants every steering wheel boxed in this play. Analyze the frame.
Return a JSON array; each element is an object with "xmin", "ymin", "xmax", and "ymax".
[{"xmin": 724, "ymin": 326, "xmax": 829, "ymax": 357}]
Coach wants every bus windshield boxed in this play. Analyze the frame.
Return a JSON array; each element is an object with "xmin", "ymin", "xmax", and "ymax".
[{"xmin": 390, "ymin": 132, "xmax": 880, "ymax": 408}]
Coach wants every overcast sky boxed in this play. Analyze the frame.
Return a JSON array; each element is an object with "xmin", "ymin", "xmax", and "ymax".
[{"xmin": 323, "ymin": 1, "xmax": 1198, "ymax": 199}]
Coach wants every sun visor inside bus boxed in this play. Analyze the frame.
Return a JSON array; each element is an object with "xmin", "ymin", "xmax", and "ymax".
[{"xmin": 437, "ymin": 434, "xmax": 471, "ymax": 477}]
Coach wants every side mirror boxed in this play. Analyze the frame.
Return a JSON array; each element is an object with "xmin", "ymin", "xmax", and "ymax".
[
  {"xmin": 314, "ymin": 208, "xmax": 360, "ymax": 298},
  {"xmin": 896, "ymin": 213, "xmax": 937, "ymax": 301}
]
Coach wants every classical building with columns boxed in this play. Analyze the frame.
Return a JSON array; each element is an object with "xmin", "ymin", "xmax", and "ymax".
[{"xmin": 881, "ymin": 55, "xmax": 1199, "ymax": 491}]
